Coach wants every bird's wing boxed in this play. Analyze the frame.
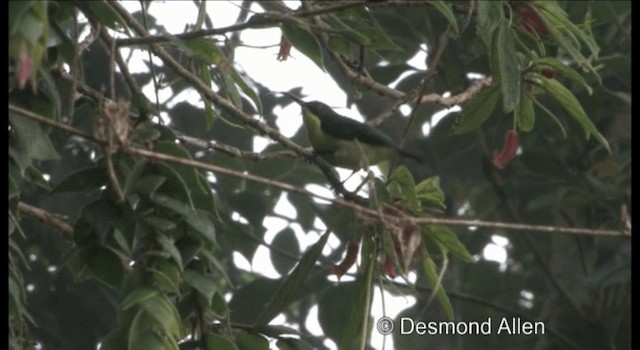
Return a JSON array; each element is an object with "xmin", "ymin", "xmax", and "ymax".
[{"xmin": 317, "ymin": 106, "xmax": 398, "ymax": 149}]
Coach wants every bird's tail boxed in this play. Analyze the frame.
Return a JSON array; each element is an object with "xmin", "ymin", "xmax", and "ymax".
[
  {"xmin": 279, "ymin": 91, "xmax": 306, "ymax": 106},
  {"xmin": 398, "ymin": 148, "xmax": 426, "ymax": 165}
]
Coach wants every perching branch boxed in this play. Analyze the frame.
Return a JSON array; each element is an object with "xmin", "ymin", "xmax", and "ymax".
[
  {"xmin": 16, "ymin": 202, "xmax": 74, "ymax": 240},
  {"xmin": 9, "ymin": 104, "xmax": 629, "ymax": 239},
  {"xmin": 106, "ymin": 1, "xmax": 366, "ymax": 204}
]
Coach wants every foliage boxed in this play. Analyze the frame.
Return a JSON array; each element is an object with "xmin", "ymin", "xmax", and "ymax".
[{"xmin": 9, "ymin": 1, "xmax": 630, "ymax": 350}]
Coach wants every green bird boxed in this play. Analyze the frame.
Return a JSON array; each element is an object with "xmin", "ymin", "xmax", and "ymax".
[{"xmin": 282, "ymin": 92, "xmax": 423, "ymax": 170}]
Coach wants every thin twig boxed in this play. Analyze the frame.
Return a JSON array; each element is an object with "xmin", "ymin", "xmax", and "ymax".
[
  {"xmin": 107, "ymin": 1, "xmax": 360, "ymax": 203},
  {"xmin": 175, "ymin": 131, "xmax": 300, "ymax": 162},
  {"xmin": 17, "ymin": 202, "xmax": 74, "ymax": 239},
  {"xmin": 114, "ymin": 1, "xmax": 370, "ymax": 48},
  {"xmin": 9, "ymin": 104, "xmax": 629, "ymax": 238}
]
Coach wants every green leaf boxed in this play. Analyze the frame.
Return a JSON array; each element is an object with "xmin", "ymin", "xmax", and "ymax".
[
  {"xmin": 271, "ymin": 228, "xmax": 301, "ymax": 276},
  {"xmin": 281, "ymin": 23, "xmax": 324, "ymax": 72},
  {"xmin": 152, "ymin": 162, "xmax": 194, "ymax": 209},
  {"xmin": 143, "ymin": 216, "xmax": 178, "ymax": 231},
  {"xmin": 493, "ymin": 21, "xmax": 520, "ymax": 113},
  {"xmin": 420, "ymin": 247, "xmax": 454, "ymax": 320},
  {"xmin": 140, "ymin": 294, "xmax": 182, "ymax": 339},
  {"xmin": 476, "ymin": 1, "xmax": 503, "ymax": 46},
  {"xmin": 87, "ymin": 247, "xmax": 125, "ymax": 290},
  {"xmin": 415, "ymin": 176, "xmax": 446, "ymax": 208},
  {"xmin": 229, "ymin": 66, "xmax": 263, "ymax": 115},
  {"xmin": 516, "ymin": 90, "xmax": 535, "ymax": 132},
  {"xmin": 99, "ymin": 329, "xmax": 128, "ymax": 350},
  {"xmin": 180, "ymin": 37, "xmax": 224, "ymax": 65},
  {"xmin": 52, "ymin": 166, "xmax": 108, "ymax": 193},
  {"xmin": 254, "ymin": 230, "xmax": 330, "ymax": 328},
  {"xmin": 338, "ymin": 235, "xmax": 375, "ymax": 350},
  {"xmin": 9, "ymin": 176, "xmax": 20, "ymax": 200},
  {"xmin": 205, "ymin": 333, "xmax": 239, "ymax": 350},
  {"xmin": 9, "ymin": 114, "xmax": 60, "ymax": 162},
  {"xmin": 194, "ymin": 0, "xmax": 207, "ymax": 30},
  {"xmin": 132, "ymin": 175, "xmax": 166, "ymax": 197},
  {"xmin": 64, "ymin": 248, "xmax": 92, "ymax": 282},
  {"xmin": 38, "ymin": 67, "xmax": 62, "ymax": 119},
  {"xmin": 211, "ymin": 291, "xmax": 230, "ymax": 319},
  {"xmin": 152, "ymin": 260, "xmax": 181, "ymax": 293},
  {"xmin": 185, "ymin": 209, "xmax": 216, "ymax": 244},
  {"xmin": 326, "ymin": 15, "xmax": 371, "ymax": 46},
  {"xmin": 122, "ymin": 159, "xmax": 147, "ymax": 199},
  {"xmin": 276, "ymin": 338, "xmax": 314, "ymax": 350},
  {"xmin": 153, "ymin": 140, "xmax": 216, "ymax": 213},
  {"xmin": 86, "ymin": 2, "xmax": 130, "ymax": 34},
  {"xmin": 150, "ymin": 193, "xmax": 192, "ymax": 216},
  {"xmin": 196, "ymin": 61, "xmax": 218, "ymax": 130},
  {"xmin": 199, "ymin": 249, "xmax": 234, "ymax": 288},
  {"xmin": 121, "ymin": 287, "xmax": 160, "ymax": 310},
  {"xmin": 129, "ymin": 330, "xmax": 177, "ymax": 350},
  {"xmin": 534, "ymin": 2, "xmax": 600, "ymax": 80},
  {"xmin": 317, "ymin": 282, "xmax": 360, "ymax": 346},
  {"xmin": 9, "ymin": 2, "xmax": 33, "ymax": 37},
  {"xmin": 183, "ymin": 269, "xmax": 217, "ymax": 303},
  {"xmin": 534, "ymin": 73, "xmax": 610, "ymax": 152},
  {"xmin": 388, "ymin": 166, "xmax": 420, "ymax": 213},
  {"xmin": 24, "ymin": 166, "xmax": 51, "ymax": 190},
  {"xmin": 176, "ymin": 235, "xmax": 204, "ymax": 266},
  {"xmin": 155, "ymin": 234, "xmax": 184, "ymax": 271},
  {"xmin": 423, "ymin": 225, "xmax": 472, "ymax": 262},
  {"xmin": 453, "ymin": 84, "xmax": 500, "ymax": 134},
  {"xmin": 428, "ymin": 1, "xmax": 459, "ymax": 34},
  {"xmin": 235, "ymin": 331, "xmax": 269, "ymax": 350},
  {"xmin": 533, "ymin": 57, "xmax": 593, "ymax": 95},
  {"xmin": 154, "ymin": 141, "xmax": 208, "ymax": 195},
  {"xmin": 228, "ymin": 278, "xmax": 281, "ymax": 324},
  {"xmin": 531, "ymin": 96, "xmax": 567, "ymax": 138},
  {"xmin": 327, "ymin": 35, "xmax": 352, "ymax": 56}
]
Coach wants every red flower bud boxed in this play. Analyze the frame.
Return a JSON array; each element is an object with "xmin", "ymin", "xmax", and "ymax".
[
  {"xmin": 541, "ymin": 68, "xmax": 555, "ymax": 79},
  {"xmin": 380, "ymin": 255, "xmax": 396, "ymax": 279},
  {"xmin": 330, "ymin": 241, "xmax": 359, "ymax": 278},
  {"xmin": 17, "ymin": 43, "xmax": 33, "ymax": 90},
  {"xmin": 277, "ymin": 35, "xmax": 292, "ymax": 61},
  {"xmin": 492, "ymin": 129, "xmax": 519, "ymax": 169},
  {"xmin": 518, "ymin": 4, "xmax": 548, "ymax": 36}
]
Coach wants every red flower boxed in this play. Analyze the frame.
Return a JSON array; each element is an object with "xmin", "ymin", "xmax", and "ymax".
[
  {"xmin": 518, "ymin": 4, "xmax": 548, "ymax": 36},
  {"xmin": 541, "ymin": 68, "xmax": 555, "ymax": 79},
  {"xmin": 277, "ymin": 35, "xmax": 292, "ymax": 61},
  {"xmin": 380, "ymin": 255, "xmax": 396, "ymax": 279},
  {"xmin": 492, "ymin": 129, "xmax": 520, "ymax": 169},
  {"xmin": 330, "ymin": 241, "xmax": 359, "ymax": 278},
  {"xmin": 380, "ymin": 223, "xmax": 421, "ymax": 278},
  {"xmin": 17, "ymin": 43, "xmax": 33, "ymax": 90}
]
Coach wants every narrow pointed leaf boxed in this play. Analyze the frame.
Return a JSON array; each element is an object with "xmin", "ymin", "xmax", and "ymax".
[
  {"xmin": 534, "ymin": 73, "xmax": 610, "ymax": 152},
  {"xmin": 420, "ymin": 246, "xmax": 454, "ymax": 320},
  {"xmin": 254, "ymin": 230, "xmax": 330, "ymax": 328},
  {"xmin": 281, "ymin": 23, "xmax": 324, "ymax": 72},
  {"xmin": 493, "ymin": 21, "xmax": 520, "ymax": 113},
  {"xmin": 453, "ymin": 84, "xmax": 500, "ymax": 134}
]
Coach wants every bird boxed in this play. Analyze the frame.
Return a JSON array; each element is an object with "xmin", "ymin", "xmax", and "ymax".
[{"xmin": 281, "ymin": 92, "xmax": 423, "ymax": 171}]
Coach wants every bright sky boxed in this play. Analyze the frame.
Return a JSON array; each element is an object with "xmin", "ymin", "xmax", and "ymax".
[{"xmin": 116, "ymin": 2, "xmax": 508, "ymax": 349}]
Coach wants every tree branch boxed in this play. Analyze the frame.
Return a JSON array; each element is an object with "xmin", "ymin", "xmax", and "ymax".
[
  {"xmin": 17, "ymin": 202, "xmax": 74, "ymax": 240},
  {"xmin": 9, "ymin": 104, "xmax": 629, "ymax": 239},
  {"xmin": 106, "ymin": 1, "xmax": 364, "ymax": 204},
  {"xmin": 113, "ymin": 1, "xmax": 371, "ymax": 48}
]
